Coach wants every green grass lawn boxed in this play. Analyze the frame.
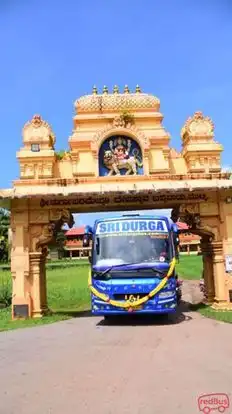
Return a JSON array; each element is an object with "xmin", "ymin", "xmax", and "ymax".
[
  {"xmin": 198, "ymin": 305, "xmax": 232, "ymax": 323},
  {"xmin": 0, "ymin": 266, "xmax": 91, "ymax": 332},
  {"xmin": 176, "ymin": 255, "xmax": 203, "ymax": 280},
  {"xmin": 0, "ymin": 255, "xmax": 232, "ymax": 331},
  {"xmin": 178, "ymin": 256, "xmax": 232, "ymax": 324}
]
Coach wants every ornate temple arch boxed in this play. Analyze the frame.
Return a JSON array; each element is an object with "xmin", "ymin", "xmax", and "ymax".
[{"xmin": 1, "ymin": 84, "xmax": 232, "ymax": 319}]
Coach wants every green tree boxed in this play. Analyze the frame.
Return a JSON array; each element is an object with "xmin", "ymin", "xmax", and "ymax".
[
  {"xmin": 0, "ymin": 209, "xmax": 10, "ymax": 262},
  {"xmin": 56, "ymin": 230, "xmax": 67, "ymax": 259}
]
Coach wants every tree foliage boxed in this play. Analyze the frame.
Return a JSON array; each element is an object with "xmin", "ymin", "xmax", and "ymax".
[
  {"xmin": 56, "ymin": 230, "xmax": 67, "ymax": 259},
  {"xmin": 0, "ymin": 209, "xmax": 10, "ymax": 262}
]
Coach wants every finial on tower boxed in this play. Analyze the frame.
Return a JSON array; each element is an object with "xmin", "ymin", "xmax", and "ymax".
[
  {"xmin": 124, "ymin": 85, "xmax": 130, "ymax": 93},
  {"xmin": 135, "ymin": 85, "xmax": 141, "ymax": 93},
  {"xmin": 102, "ymin": 85, "xmax": 108, "ymax": 94},
  {"xmin": 113, "ymin": 85, "xmax": 119, "ymax": 93},
  {"xmin": 92, "ymin": 85, "xmax": 98, "ymax": 94}
]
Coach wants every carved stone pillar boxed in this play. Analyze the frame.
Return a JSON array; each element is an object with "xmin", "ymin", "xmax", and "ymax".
[
  {"xmin": 11, "ymin": 205, "xmax": 32, "ymax": 319},
  {"xmin": 41, "ymin": 252, "xmax": 48, "ymax": 311},
  {"xmin": 211, "ymin": 241, "xmax": 230, "ymax": 309},
  {"xmin": 29, "ymin": 252, "xmax": 49, "ymax": 318},
  {"xmin": 143, "ymin": 148, "xmax": 150, "ymax": 176},
  {"xmin": 27, "ymin": 208, "xmax": 74, "ymax": 318},
  {"xmin": 200, "ymin": 240, "xmax": 215, "ymax": 304}
]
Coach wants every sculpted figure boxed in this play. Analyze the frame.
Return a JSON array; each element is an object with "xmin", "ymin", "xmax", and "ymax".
[
  {"xmin": 31, "ymin": 209, "xmax": 74, "ymax": 253},
  {"xmin": 103, "ymin": 137, "xmax": 143, "ymax": 176}
]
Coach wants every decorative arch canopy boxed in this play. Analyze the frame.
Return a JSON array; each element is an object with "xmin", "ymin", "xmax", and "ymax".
[{"xmin": 98, "ymin": 135, "xmax": 144, "ymax": 176}]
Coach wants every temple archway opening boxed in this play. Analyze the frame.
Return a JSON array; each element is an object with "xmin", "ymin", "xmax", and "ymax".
[
  {"xmin": 176, "ymin": 225, "xmax": 212, "ymax": 306},
  {"xmin": 36, "ymin": 206, "xmax": 213, "ymax": 317},
  {"xmin": 44, "ymin": 208, "xmax": 175, "ymax": 316}
]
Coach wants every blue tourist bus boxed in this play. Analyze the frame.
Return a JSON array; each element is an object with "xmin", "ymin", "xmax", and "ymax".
[{"xmin": 83, "ymin": 214, "xmax": 181, "ymax": 318}]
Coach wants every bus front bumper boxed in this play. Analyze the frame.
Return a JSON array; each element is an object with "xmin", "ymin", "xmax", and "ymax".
[{"xmin": 91, "ymin": 295, "xmax": 178, "ymax": 315}]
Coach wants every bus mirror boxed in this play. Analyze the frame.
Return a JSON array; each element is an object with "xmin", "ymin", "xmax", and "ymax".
[
  {"xmin": 83, "ymin": 234, "xmax": 90, "ymax": 247},
  {"xmin": 174, "ymin": 234, "xmax": 180, "ymax": 261},
  {"xmin": 96, "ymin": 238, "xmax": 100, "ymax": 255}
]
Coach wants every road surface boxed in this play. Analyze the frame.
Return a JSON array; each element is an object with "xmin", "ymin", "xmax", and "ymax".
[{"xmin": 0, "ymin": 286, "xmax": 232, "ymax": 414}]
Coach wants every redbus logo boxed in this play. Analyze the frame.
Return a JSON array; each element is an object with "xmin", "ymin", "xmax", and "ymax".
[{"xmin": 198, "ymin": 393, "xmax": 229, "ymax": 413}]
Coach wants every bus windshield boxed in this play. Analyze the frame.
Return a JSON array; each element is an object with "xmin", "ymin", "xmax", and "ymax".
[{"xmin": 93, "ymin": 233, "xmax": 170, "ymax": 267}]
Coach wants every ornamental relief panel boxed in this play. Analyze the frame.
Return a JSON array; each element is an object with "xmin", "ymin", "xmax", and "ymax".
[
  {"xmin": 93, "ymin": 115, "xmax": 149, "ymax": 148},
  {"xmin": 29, "ymin": 209, "xmax": 74, "ymax": 253},
  {"xmin": 29, "ymin": 210, "xmax": 49, "ymax": 224},
  {"xmin": 30, "ymin": 224, "xmax": 54, "ymax": 253},
  {"xmin": 172, "ymin": 204, "xmax": 220, "ymax": 241}
]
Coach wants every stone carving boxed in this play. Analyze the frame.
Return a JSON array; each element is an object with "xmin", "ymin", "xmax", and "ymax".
[
  {"xmin": 181, "ymin": 111, "xmax": 214, "ymax": 140},
  {"xmin": 178, "ymin": 204, "xmax": 216, "ymax": 240},
  {"xmin": 30, "ymin": 210, "xmax": 49, "ymax": 224},
  {"xmin": 180, "ymin": 204, "xmax": 199, "ymax": 216},
  {"xmin": 38, "ymin": 162, "xmax": 54, "ymax": 179},
  {"xmin": 93, "ymin": 118, "xmax": 148, "ymax": 147},
  {"xmin": 170, "ymin": 207, "xmax": 180, "ymax": 223},
  {"xmin": 22, "ymin": 114, "xmax": 56, "ymax": 149},
  {"xmin": 103, "ymin": 137, "xmax": 143, "ymax": 176},
  {"xmin": 20, "ymin": 163, "xmax": 35, "ymax": 179},
  {"xmin": 32, "ymin": 223, "xmax": 54, "ymax": 253},
  {"xmin": 112, "ymin": 116, "xmax": 126, "ymax": 128},
  {"xmin": 179, "ymin": 204, "xmax": 200, "ymax": 227},
  {"xmin": 75, "ymin": 90, "xmax": 160, "ymax": 114},
  {"xmin": 31, "ymin": 209, "xmax": 74, "ymax": 253}
]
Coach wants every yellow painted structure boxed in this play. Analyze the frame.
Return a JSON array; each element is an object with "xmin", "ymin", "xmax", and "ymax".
[{"xmin": 1, "ymin": 85, "xmax": 232, "ymax": 318}]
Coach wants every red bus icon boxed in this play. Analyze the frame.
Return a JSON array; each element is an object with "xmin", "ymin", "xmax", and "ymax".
[{"xmin": 198, "ymin": 393, "xmax": 229, "ymax": 413}]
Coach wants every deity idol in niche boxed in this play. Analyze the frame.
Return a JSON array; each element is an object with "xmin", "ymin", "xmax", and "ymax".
[
  {"xmin": 102, "ymin": 136, "xmax": 143, "ymax": 176},
  {"xmin": 113, "ymin": 140, "xmax": 129, "ymax": 162}
]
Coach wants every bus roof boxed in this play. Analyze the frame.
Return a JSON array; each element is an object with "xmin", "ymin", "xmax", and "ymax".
[
  {"xmin": 93, "ymin": 215, "xmax": 173, "ymax": 228},
  {"xmin": 94, "ymin": 214, "xmax": 170, "ymax": 222},
  {"xmin": 84, "ymin": 215, "xmax": 178, "ymax": 234}
]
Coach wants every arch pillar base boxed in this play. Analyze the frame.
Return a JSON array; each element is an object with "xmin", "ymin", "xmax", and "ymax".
[
  {"xmin": 200, "ymin": 240, "xmax": 215, "ymax": 304},
  {"xmin": 211, "ymin": 302, "xmax": 232, "ymax": 311}
]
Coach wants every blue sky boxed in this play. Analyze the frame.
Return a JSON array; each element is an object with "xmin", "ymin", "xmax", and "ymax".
[{"xmin": 1, "ymin": 0, "xmax": 232, "ymax": 226}]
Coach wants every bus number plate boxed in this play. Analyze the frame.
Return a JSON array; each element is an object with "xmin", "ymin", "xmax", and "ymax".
[{"xmin": 125, "ymin": 294, "xmax": 140, "ymax": 302}]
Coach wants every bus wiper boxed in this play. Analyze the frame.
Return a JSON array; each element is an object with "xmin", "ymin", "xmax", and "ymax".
[
  {"xmin": 94, "ymin": 262, "xmax": 165, "ymax": 278},
  {"xmin": 95, "ymin": 262, "xmax": 135, "ymax": 278}
]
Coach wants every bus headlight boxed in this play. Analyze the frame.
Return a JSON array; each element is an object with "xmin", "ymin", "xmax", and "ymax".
[{"xmin": 159, "ymin": 291, "xmax": 175, "ymax": 298}]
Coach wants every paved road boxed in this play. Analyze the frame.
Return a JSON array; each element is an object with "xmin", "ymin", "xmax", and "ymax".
[{"xmin": 1, "ymin": 297, "xmax": 232, "ymax": 413}]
